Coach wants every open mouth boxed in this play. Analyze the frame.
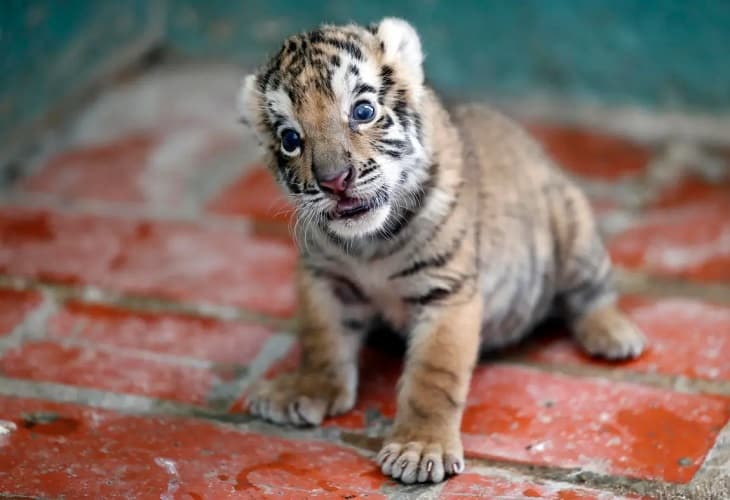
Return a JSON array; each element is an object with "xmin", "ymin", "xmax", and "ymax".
[{"xmin": 332, "ymin": 197, "xmax": 375, "ymax": 219}]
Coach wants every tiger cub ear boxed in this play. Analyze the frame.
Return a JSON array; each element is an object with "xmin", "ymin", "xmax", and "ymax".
[
  {"xmin": 375, "ymin": 18, "xmax": 424, "ymax": 88},
  {"xmin": 237, "ymin": 73, "xmax": 260, "ymax": 127}
]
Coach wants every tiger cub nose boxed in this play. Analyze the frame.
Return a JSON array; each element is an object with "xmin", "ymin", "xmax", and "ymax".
[{"xmin": 316, "ymin": 166, "xmax": 354, "ymax": 195}]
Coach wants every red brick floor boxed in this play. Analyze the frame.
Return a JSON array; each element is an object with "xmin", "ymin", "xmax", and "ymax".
[{"xmin": 1, "ymin": 73, "xmax": 729, "ymax": 498}]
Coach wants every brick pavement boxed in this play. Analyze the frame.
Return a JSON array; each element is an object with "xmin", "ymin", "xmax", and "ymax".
[{"xmin": 0, "ymin": 66, "xmax": 729, "ymax": 499}]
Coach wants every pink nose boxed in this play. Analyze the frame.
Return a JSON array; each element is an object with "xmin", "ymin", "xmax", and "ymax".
[{"xmin": 317, "ymin": 167, "xmax": 354, "ymax": 195}]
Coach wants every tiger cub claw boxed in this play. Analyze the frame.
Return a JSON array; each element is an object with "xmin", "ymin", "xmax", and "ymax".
[
  {"xmin": 377, "ymin": 438, "xmax": 464, "ymax": 484},
  {"xmin": 247, "ymin": 372, "xmax": 355, "ymax": 427}
]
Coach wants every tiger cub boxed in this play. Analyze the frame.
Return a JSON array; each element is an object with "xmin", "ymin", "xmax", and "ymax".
[{"xmin": 238, "ymin": 18, "xmax": 646, "ymax": 483}]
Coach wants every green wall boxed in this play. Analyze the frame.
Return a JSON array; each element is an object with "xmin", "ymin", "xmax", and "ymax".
[
  {"xmin": 167, "ymin": 0, "xmax": 730, "ymax": 111},
  {"xmin": 1, "ymin": 1, "xmax": 728, "ymax": 167},
  {"xmin": 0, "ymin": 1, "xmax": 162, "ymax": 166}
]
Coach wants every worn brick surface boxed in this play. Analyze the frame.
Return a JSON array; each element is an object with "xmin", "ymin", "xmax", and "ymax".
[
  {"xmin": 460, "ymin": 365, "xmax": 729, "ymax": 483},
  {"xmin": 525, "ymin": 123, "xmax": 652, "ymax": 180},
  {"xmin": 22, "ymin": 134, "xmax": 160, "ymax": 203},
  {"xmin": 242, "ymin": 346, "xmax": 730, "ymax": 482},
  {"xmin": 0, "ymin": 207, "xmax": 297, "ymax": 316},
  {"xmin": 609, "ymin": 197, "xmax": 730, "ymax": 282},
  {"xmin": 0, "ymin": 289, "xmax": 40, "ymax": 335},
  {"xmin": 0, "ymin": 341, "xmax": 222, "ymax": 405},
  {"xmin": 207, "ymin": 163, "xmax": 294, "ymax": 223},
  {"xmin": 526, "ymin": 297, "xmax": 730, "ymax": 381},
  {"xmin": 0, "ymin": 397, "xmax": 388, "ymax": 499},
  {"xmin": 48, "ymin": 302, "xmax": 274, "ymax": 365},
  {"xmin": 653, "ymin": 174, "xmax": 730, "ymax": 208},
  {"xmin": 4, "ymin": 66, "xmax": 730, "ymax": 497}
]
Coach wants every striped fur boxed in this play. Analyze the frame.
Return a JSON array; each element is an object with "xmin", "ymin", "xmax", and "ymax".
[{"xmin": 240, "ymin": 18, "xmax": 646, "ymax": 484}]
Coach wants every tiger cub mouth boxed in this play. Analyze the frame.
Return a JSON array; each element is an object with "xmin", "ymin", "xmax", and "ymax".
[{"xmin": 331, "ymin": 197, "xmax": 377, "ymax": 219}]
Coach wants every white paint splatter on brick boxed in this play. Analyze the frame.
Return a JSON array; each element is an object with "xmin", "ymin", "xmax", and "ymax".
[
  {"xmin": 154, "ymin": 457, "xmax": 180, "ymax": 500},
  {"xmin": 0, "ymin": 420, "xmax": 17, "ymax": 447},
  {"xmin": 646, "ymin": 228, "xmax": 730, "ymax": 272}
]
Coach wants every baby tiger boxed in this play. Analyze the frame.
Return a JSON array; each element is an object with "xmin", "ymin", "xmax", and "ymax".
[{"xmin": 238, "ymin": 18, "xmax": 646, "ymax": 484}]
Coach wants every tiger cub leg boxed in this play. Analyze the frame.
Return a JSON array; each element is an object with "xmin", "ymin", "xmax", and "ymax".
[
  {"xmin": 377, "ymin": 295, "xmax": 482, "ymax": 483},
  {"xmin": 557, "ymin": 210, "xmax": 646, "ymax": 359},
  {"xmin": 247, "ymin": 268, "xmax": 369, "ymax": 426}
]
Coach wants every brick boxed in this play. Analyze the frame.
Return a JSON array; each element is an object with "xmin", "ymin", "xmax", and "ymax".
[
  {"xmin": 0, "ymin": 341, "xmax": 220, "ymax": 405},
  {"xmin": 0, "ymin": 207, "xmax": 296, "ymax": 317},
  {"xmin": 463, "ymin": 366, "xmax": 729, "ymax": 483},
  {"xmin": 0, "ymin": 289, "xmax": 40, "ymax": 335},
  {"xmin": 442, "ymin": 472, "xmax": 635, "ymax": 499},
  {"xmin": 48, "ymin": 302, "xmax": 273, "ymax": 365},
  {"xmin": 525, "ymin": 297, "xmax": 730, "ymax": 381},
  {"xmin": 609, "ymin": 197, "xmax": 730, "ymax": 282},
  {"xmin": 246, "ymin": 347, "xmax": 730, "ymax": 482},
  {"xmin": 653, "ymin": 174, "xmax": 730, "ymax": 208},
  {"xmin": 526, "ymin": 123, "xmax": 651, "ymax": 180},
  {"xmin": 22, "ymin": 131, "xmax": 241, "ymax": 207},
  {"xmin": 0, "ymin": 397, "xmax": 388, "ymax": 499},
  {"xmin": 22, "ymin": 134, "xmax": 157, "ymax": 203},
  {"xmin": 207, "ymin": 164, "xmax": 294, "ymax": 223}
]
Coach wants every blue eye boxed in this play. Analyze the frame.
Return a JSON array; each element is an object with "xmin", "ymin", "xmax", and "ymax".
[
  {"xmin": 280, "ymin": 129, "xmax": 301, "ymax": 154},
  {"xmin": 352, "ymin": 101, "xmax": 375, "ymax": 123}
]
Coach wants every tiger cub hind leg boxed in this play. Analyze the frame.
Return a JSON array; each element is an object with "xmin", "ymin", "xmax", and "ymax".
[
  {"xmin": 554, "ymin": 188, "xmax": 646, "ymax": 360},
  {"xmin": 561, "ymin": 239, "xmax": 646, "ymax": 360}
]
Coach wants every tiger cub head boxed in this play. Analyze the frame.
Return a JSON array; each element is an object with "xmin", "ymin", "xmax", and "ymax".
[{"xmin": 238, "ymin": 18, "xmax": 431, "ymax": 239}]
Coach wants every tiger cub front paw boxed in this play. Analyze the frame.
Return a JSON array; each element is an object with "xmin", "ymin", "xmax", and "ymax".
[
  {"xmin": 376, "ymin": 429, "xmax": 464, "ymax": 484},
  {"xmin": 247, "ymin": 370, "xmax": 356, "ymax": 427}
]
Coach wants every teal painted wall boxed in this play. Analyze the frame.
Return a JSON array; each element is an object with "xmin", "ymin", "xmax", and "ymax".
[
  {"xmin": 1, "ymin": 1, "xmax": 728, "ymax": 163},
  {"xmin": 0, "ymin": 1, "xmax": 163, "ymax": 163},
  {"xmin": 167, "ymin": 0, "xmax": 730, "ymax": 111}
]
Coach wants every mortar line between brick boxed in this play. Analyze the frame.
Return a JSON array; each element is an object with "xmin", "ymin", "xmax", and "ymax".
[
  {"xmin": 459, "ymin": 455, "xmax": 680, "ymax": 499},
  {"xmin": 0, "ymin": 377, "xmax": 206, "ymax": 416},
  {"xmin": 614, "ymin": 268, "xmax": 730, "ymax": 305},
  {"xmin": 0, "ymin": 293, "xmax": 57, "ymax": 356},
  {"xmin": 207, "ymin": 332, "xmax": 294, "ymax": 412},
  {"xmin": 498, "ymin": 96, "xmax": 730, "ymax": 146},
  {"xmin": 692, "ymin": 418, "xmax": 730, "ymax": 488},
  {"xmin": 498, "ymin": 358, "xmax": 730, "ymax": 397},
  {"xmin": 384, "ymin": 481, "xmax": 445, "ymax": 499},
  {"xmin": 0, "ymin": 193, "xmax": 256, "ymax": 231},
  {"xmin": 51, "ymin": 338, "xmax": 217, "ymax": 370},
  {"xmin": 0, "ymin": 275, "xmax": 296, "ymax": 331}
]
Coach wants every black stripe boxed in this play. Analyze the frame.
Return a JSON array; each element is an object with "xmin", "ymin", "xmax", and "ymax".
[
  {"xmin": 342, "ymin": 318, "xmax": 366, "ymax": 331},
  {"xmin": 313, "ymin": 37, "xmax": 363, "ymax": 60},
  {"xmin": 371, "ymin": 162, "xmax": 440, "ymax": 257},
  {"xmin": 378, "ymin": 66, "xmax": 395, "ymax": 104},
  {"xmin": 379, "ymin": 138, "xmax": 407, "ymax": 148},
  {"xmin": 357, "ymin": 174, "xmax": 380, "ymax": 187},
  {"xmin": 408, "ymin": 397, "xmax": 430, "ymax": 419},
  {"xmin": 419, "ymin": 361, "xmax": 459, "ymax": 383},
  {"xmin": 376, "ymin": 113, "xmax": 394, "ymax": 129},
  {"xmin": 306, "ymin": 265, "xmax": 368, "ymax": 304},
  {"xmin": 388, "ymin": 224, "xmax": 467, "ymax": 279},
  {"xmin": 359, "ymin": 160, "xmax": 378, "ymax": 176},
  {"xmin": 415, "ymin": 376, "xmax": 462, "ymax": 409},
  {"xmin": 354, "ymin": 83, "xmax": 376, "ymax": 96},
  {"xmin": 403, "ymin": 280, "xmax": 463, "ymax": 306}
]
